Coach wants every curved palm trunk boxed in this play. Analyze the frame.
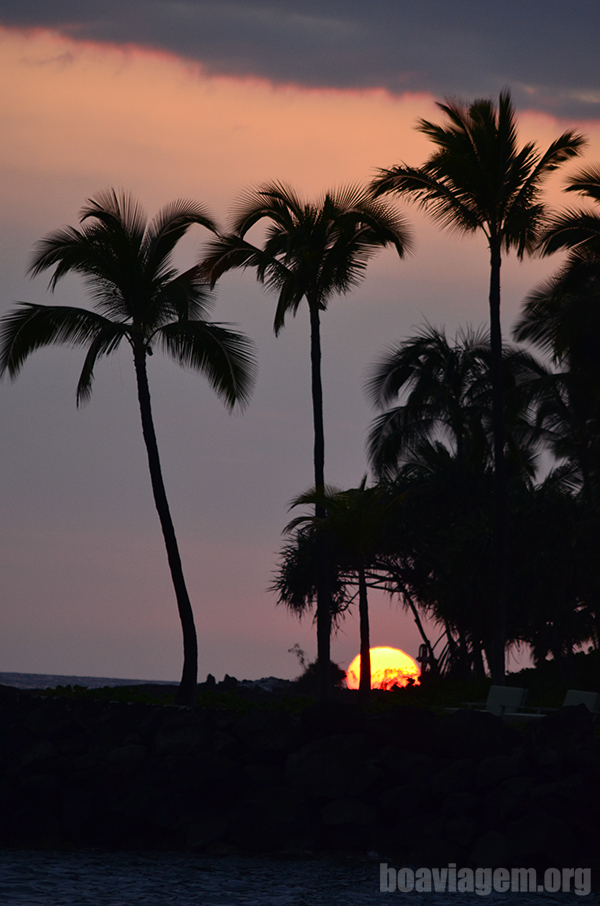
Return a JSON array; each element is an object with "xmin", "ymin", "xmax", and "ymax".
[
  {"xmin": 133, "ymin": 343, "xmax": 198, "ymax": 706},
  {"xmin": 389, "ymin": 571, "xmax": 438, "ymax": 670},
  {"xmin": 309, "ymin": 301, "xmax": 331, "ymax": 701},
  {"xmin": 489, "ymin": 240, "xmax": 508, "ymax": 683},
  {"xmin": 358, "ymin": 564, "xmax": 371, "ymax": 705}
]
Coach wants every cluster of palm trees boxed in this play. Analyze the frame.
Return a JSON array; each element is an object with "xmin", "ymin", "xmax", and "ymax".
[
  {"xmin": 1, "ymin": 90, "xmax": 598, "ymax": 704},
  {"xmin": 274, "ymin": 92, "xmax": 599, "ymax": 696}
]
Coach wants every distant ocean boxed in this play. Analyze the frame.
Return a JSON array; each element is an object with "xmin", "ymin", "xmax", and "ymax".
[{"xmin": 0, "ymin": 671, "xmax": 178, "ymax": 690}]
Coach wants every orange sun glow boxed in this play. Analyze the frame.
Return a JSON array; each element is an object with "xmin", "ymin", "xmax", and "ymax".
[{"xmin": 346, "ymin": 646, "xmax": 420, "ymax": 690}]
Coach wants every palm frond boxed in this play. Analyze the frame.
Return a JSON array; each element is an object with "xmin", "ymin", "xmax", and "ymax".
[
  {"xmin": 29, "ymin": 200, "xmax": 145, "ymax": 322},
  {"xmin": 80, "ymin": 188, "xmax": 147, "ymax": 248},
  {"xmin": 202, "ymin": 234, "xmax": 284, "ymax": 285},
  {"xmin": 537, "ymin": 209, "xmax": 600, "ymax": 257},
  {"xmin": 76, "ymin": 321, "xmax": 129, "ymax": 405},
  {"xmin": 28, "ymin": 225, "xmax": 93, "ymax": 289},
  {"xmin": 0, "ymin": 303, "xmax": 117, "ymax": 379},
  {"xmin": 230, "ymin": 182, "xmax": 306, "ymax": 236},
  {"xmin": 367, "ymin": 407, "xmax": 436, "ymax": 479},
  {"xmin": 371, "ymin": 164, "xmax": 482, "ymax": 235},
  {"xmin": 145, "ymin": 199, "xmax": 218, "ymax": 280},
  {"xmin": 562, "ymin": 163, "xmax": 600, "ymax": 199},
  {"xmin": 158, "ymin": 320, "xmax": 257, "ymax": 410},
  {"xmin": 154, "ymin": 266, "xmax": 216, "ymax": 324}
]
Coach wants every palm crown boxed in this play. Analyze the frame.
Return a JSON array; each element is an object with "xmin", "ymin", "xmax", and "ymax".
[
  {"xmin": 366, "ymin": 325, "xmax": 543, "ymax": 481},
  {"xmin": 1, "ymin": 188, "xmax": 255, "ymax": 408},
  {"xmin": 371, "ymin": 91, "xmax": 584, "ymax": 256},
  {"xmin": 517, "ymin": 165, "xmax": 600, "ymax": 360},
  {"xmin": 203, "ymin": 181, "xmax": 411, "ymax": 332},
  {"xmin": 285, "ymin": 478, "xmax": 398, "ymax": 703}
]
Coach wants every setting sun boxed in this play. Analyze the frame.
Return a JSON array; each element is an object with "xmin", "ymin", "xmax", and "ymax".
[{"xmin": 346, "ymin": 646, "xmax": 420, "ymax": 690}]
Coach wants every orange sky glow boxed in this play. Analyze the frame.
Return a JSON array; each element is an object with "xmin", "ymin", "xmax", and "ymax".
[
  {"xmin": 5, "ymin": 26, "xmax": 598, "ymax": 226},
  {"xmin": 1, "ymin": 28, "xmax": 437, "ymax": 213}
]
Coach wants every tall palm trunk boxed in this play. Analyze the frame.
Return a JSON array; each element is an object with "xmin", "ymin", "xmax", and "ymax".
[
  {"xmin": 133, "ymin": 342, "xmax": 198, "ymax": 705},
  {"xmin": 309, "ymin": 301, "xmax": 331, "ymax": 700},
  {"xmin": 358, "ymin": 564, "xmax": 371, "ymax": 705},
  {"xmin": 488, "ymin": 240, "xmax": 508, "ymax": 683}
]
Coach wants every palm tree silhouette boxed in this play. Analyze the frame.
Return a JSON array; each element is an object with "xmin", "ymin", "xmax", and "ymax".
[
  {"xmin": 537, "ymin": 164, "xmax": 600, "ymax": 262},
  {"xmin": 203, "ymin": 182, "xmax": 411, "ymax": 698},
  {"xmin": 287, "ymin": 479, "xmax": 399, "ymax": 704},
  {"xmin": 515, "ymin": 165, "xmax": 600, "ymax": 501},
  {"xmin": 367, "ymin": 326, "xmax": 491, "ymax": 481},
  {"xmin": 370, "ymin": 91, "xmax": 584, "ymax": 681},
  {"xmin": 0, "ymin": 189, "xmax": 257, "ymax": 705},
  {"xmin": 384, "ymin": 441, "xmax": 496, "ymax": 677},
  {"xmin": 366, "ymin": 324, "xmax": 542, "ymax": 485}
]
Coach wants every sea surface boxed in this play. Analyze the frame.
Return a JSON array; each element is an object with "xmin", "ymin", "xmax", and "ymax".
[
  {"xmin": 0, "ymin": 671, "xmax": 179, "ymax": 691},
  {"xmin": 0, "ymin": 673, "xmax": 594, "ymax": 904},
  {"xmin": 0, "ymin": 851, "xmax": 591, "ymax": 906}
]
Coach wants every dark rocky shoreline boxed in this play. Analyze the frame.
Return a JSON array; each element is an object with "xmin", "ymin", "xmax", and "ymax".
[{"xmin": 1, "ymin": 682, "xmax": 598, "ymax": 875}]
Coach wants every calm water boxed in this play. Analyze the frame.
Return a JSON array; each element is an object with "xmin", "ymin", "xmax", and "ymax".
[
  {"xmin": 0, "ymin": 671, "xmax": 178, "ymax": 691},
  {"xmin": 0, "ymin": 851, "xmax": 590, "ymax": 906}
]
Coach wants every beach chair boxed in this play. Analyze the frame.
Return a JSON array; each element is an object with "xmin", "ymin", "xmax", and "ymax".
[
  {"xmin": 480, "ymin": 685, "xmax": 528, "ymax": 717},
  {"xmin": 561, "ymin": 690, "xmax": 600, "ymax": 713},
  {"xmin": 446, "ymin": 685, "xmax": 528, "ymax": 718},
  {"xmin": 503, "ymin": 688, "xmax": 600, "ymax": 722}
]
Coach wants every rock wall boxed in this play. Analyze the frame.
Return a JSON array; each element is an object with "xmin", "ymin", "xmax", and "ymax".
[{"xmin": 1, "ymin": 686, "xmax": 598, "ymax": 870}]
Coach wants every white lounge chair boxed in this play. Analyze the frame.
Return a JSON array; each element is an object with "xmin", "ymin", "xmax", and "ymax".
[
  {"xmin": 478, "ymin": 685, "xmax": 528, "ymax": 717},
  {"xmin": 504, "ymin": 688, "xmax": 600, "ymax": 722},
  {"xmin": 446, "ymin": 685, "xmax": 528, "ymax": 718}
]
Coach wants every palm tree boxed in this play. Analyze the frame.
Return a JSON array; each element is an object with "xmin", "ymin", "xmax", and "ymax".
[
  {"xmin": 366, "ymin": 324, "xmax": 543, "ymax": 484},
  {"xmin": 367, "ymin": 325, "xmax": 491, "ymax": 481},
  {"xmin": 514, "ymin": 167, "xmax": 600, "ymax": 502},
  {"xmin": 514, "ymin": 167, "xmax": 600, "ymax": 651},
  {"xmin": 0, "ymin": 189, "xmax": 257, "ymax": 706},
  {"xmin": 370, "ymin": 90, "xmax": 584, "ymax": 681},
  {"xmin": 202, "ymin": 182, "xmax": 411, "ymax": 698},
  {"xmin": 514, "ymin": 356, "xmax": 600, "ymax": 502},
  {"xmin": 536, "ymin": 164, "xmax": 600, "ymax": 263},
  {"xmin": 385, "ymin": 442, "xmax": 497, "ymax": 678},
  {"xmin": 272, "ymin": 524, "xmax": 349, "ymax": 617},
  {"xmin": 509, "ymin": 475, "xmax": 593, "ymax": 677},
  {"xmin": 287, "ymin": 479, "xmax": 399, "ymax": 704}
]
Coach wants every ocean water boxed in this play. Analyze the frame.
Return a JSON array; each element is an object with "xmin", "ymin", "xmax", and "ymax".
[
  {"xmin": 0, "ymin": 851, "xmax": 589, "ymax": 905},
  {"xmin": 0, "ymin": 671, "xmax": 178, "ymax": 691}
]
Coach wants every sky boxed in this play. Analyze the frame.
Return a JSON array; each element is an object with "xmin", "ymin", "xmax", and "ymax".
[{"xmin": 1, "ymin": 2, "xmax": 600, "ymax": 684}]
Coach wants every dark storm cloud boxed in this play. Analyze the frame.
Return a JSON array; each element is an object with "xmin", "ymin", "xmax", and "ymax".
[{"xmin": 1, "ymin": 0, "xmax": 599, "ymax": 118}]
